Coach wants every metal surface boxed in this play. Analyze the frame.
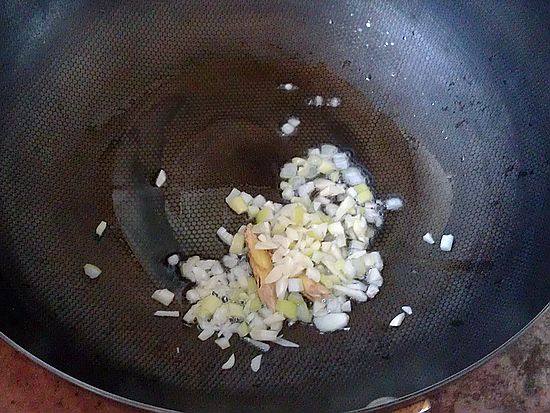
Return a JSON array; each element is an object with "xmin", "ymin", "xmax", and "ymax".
[{"xmin": 0, "ymin": 1, "xmax": 548, "ymax": 412}]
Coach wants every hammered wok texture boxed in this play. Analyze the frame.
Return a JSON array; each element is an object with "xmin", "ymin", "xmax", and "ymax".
[{"xmin": 0, "ymin": 0, "xmax": 548, "ymax": 412}]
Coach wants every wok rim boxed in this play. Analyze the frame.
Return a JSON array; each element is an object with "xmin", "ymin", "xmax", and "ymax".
[{"xmin": 1, "ymin": 304, "xmax": 547, "ymax": 412}]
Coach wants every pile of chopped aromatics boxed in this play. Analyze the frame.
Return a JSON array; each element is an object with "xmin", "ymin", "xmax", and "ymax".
[{"xmin": 180, "ymin": 144, "xmax": 402, "ymax": 353}]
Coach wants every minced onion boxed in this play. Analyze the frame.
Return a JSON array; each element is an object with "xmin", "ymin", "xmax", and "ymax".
[
  {"xmin": 216, "ymin": 227, "xmax": 234, "ymax": 246},
  {"xmin": 280, "ymin": 83, "xmax": 298, "ymax": 91},
  {"xmin": 342, "ymin": 167, "xmax": 364, "ymax": 186},
  {"xmin": 440, "ymin": 234, "xmax": 454, "ymax": 251},
  {"xmin": 244, "ymin": 337, "xmax": 271, "ymax": 352},
  {"xmin": 154, "ymin": 310, "xmax": 180, "ymax": 317},
  {"xmin": 308, "ymin": 96, "xmax": 324, "ymax": 106},
  {"xmin": 366, "ymin": 284, "xmax": 379, "ymax": 298},
  {"xmin": 274, "ymin": 337, "xmax": 300, "ymax": 348},
  {"xmin": 281, "ymin": 123, "xmax": 295, "ymax": 135},
  {"xmin": 198, "ymin": 329, "xmax": 215, "ymax": 341},
  {"xmin": 389, "ymin": 312, "xmax": 405, "ymax": 327},
  {"xmin": 327, "ymin": 97, "xmax": 341, "ymax": 107},
  {"xmin": 155, "ymin": 169, "xmax": 167, "ymax": 187},
  {"xmin": 151, "ymin": 289, "xmax": 175, "ymax": 306},
  {"xmin": 221, "ymin": 254, "xmax": 238, "ymax": 268},
  {"xmin": 313, "ymin": 313, "xmax": 349, "ymax": 332},
  {"xmin": 173, "ymin": 144, "xmax": 403, "ymax": 369},
  {"xmin": 332, "ymin": 153, "xmax": 349, "ymax": 170},
  {"xmin": 422, "ymin": 232, "xmax": 435, "ymax": 244},
  {"xmin": 366, "ymin": 268, "xmax": 383, "ymax": 287},
  {"xmin": 250, "ymin": 329, "xmax": 279, "ymax": 342},
  {"xmin": 287, "ymin": 278, "xmax": 303, "ymax": 292},
  {"xmin": 287, "ymin": 117, "xmax": 301, "ymax": 127},
  {"xmin": 167, "ymin": 254, "xmax": 180, "ymax": 266},
  {"xmin": 341, "ymin": 300, "xmax": 352, "ymax": 312},
  {"xmin": 84, "ymin": 263, "xmax": 102, "ymax": 279},
  {"xmin": 221, "ymin": 353, "xmax": 236, "ymax": 370},
  {"xmin": 250, "ymin": 354, "xmax": 262, "ymax": 372},
  {"xmin": 95, "ymin": 221, "xmax": 107, "ymax": 237},
  {"xmin": 333, "ymin": 285, "xmax": 368, "ymax": 302},
  {"xmin": 215, "ymin": 337, "xmax": 231, "ymax": 349},
  {"xmin": 385, "ymin": 197, "xmax": 403, "ymax": 211}
]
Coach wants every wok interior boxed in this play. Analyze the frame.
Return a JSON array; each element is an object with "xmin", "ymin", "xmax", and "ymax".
[{"xmin": 0, "ymin": 1, "xmax": 548, "ymax": 411}]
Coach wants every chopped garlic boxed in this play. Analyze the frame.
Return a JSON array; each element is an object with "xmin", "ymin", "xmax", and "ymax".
[
  {"xmin": 423, "ymin": 232, "xmax": 435, "ymax": 244},
  {"xmin": 198, "ymin": 329, "xmax": 215, "ymax": 341},
  {"xmin": 173, "ymin": 144, "xmax": 401, "ymax": 351},
  {"xmin": 151, "ymin": 289, "xmax": 175, "ymax": 306},
  {"xmin": 240, "ymin": 191, "xmax": 253, "ymax": 204},
  {"xmin": 84, "ymin": 263, "xmax": 101, "ymax": 279},
  {"xmin": 385, "ymin": 197, "xmax": 403, "ymax": 211},
  {"xmin": 229, "ymin": 233, "xmax": 245, "ymax": 255},
  {"xmin": 252, "ymin": 194, "xmax": 267, "ymax": 208},
  {"xmin": 288, "ymin": 278, "xmax": 304, "ymax": 292},
  {"xmin": 227, "ymin": 195, "xmax": 248, "ymax": 214},
  {"xmin": 321, "ymin": 144, "xmax": 338, "ymax": 155},
  {"xmin": 341, "ymin": 301, "xmax": 352, "ymax": 312},
  {"xmin": 287, "ymin": 117, "xmax": 301, "ymax": 127},
  {"xmin": 333, "ymin": 285, "xmax": 368, "ymax": 302},
  {"xmin": 314, "ymin": 313, "xmax": 349, "ymax": 332},
  {"xmin": 280, "ymin": 163, "xmax": 297, "ymax": 179},
  {"xmin": 274, "ymin": 337, "xmax": 300, "ymax": 348},
  {"xmin": 221, "ymin": 353, "xmax": 236, "ymax": 370},
  {"xmin": 250, "ymin": 354, "xmax": 262, "ymax": 372},
  {"xmin": 167, "ymin": 254, "xmax": 180, "ymax": 266},
  {"xmin": 327, "ymin": 97, "xmax": 341, "ymax": 107},
  {"xmin": 440, "ymin": 234, "xmax": 454, "ymax": 251},
  {"xmin": 309, "ymin": 95, "xmax": 324, "ymax": 106},
  {"xmin": 333, "ymin": 153, "xmax": 349, "ymax": 170},
  {"xmin": 389, "ymin": 313, "xmax": 405, "ymax": 327},
  {"xmin": 225, "ymin": 188, "xmax": 241, "ymax": 203},
  {"xmin": 281, "ymin": 123, "xmax": 295, "ymax": 135},
  {"xmin": 217, "ymin": 227, "xmax": 234, "ymax": 246},
  {"xmin": 366, "ymin": 268, "xmax": 383, "ymax": 287},
  {"xmin": 155, "ymin": 169, "xmax": 167, "ymax": 187},
  {"xmin": 366, "ymin": 284, "xmax": 379, "ymax": 298},
  {"xmin": 154, "ymin": 310, "xmax": 180, "ymax": 317},
  {"xmin": 215, "ymin": 337, "xmax": 231, "ymax": 349},
  {"xmin": 244, "ymin": 337, "xmax": 270, "ymax": 352},
  {"xmin": 95, "ymin": 221, "xmax": 107, "ymax": 237},
  {"xmin": 280, "ymin": 83, "xmax": 297, "ymax": 91}
]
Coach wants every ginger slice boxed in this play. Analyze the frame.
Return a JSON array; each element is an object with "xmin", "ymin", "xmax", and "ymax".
[
  {"xmin": 299, "ymin": 275, "xmax": 331, "ymax": 302},
  {"xmin": 245, "ymin": 225, "xmax": 277, "ymax": 310}
]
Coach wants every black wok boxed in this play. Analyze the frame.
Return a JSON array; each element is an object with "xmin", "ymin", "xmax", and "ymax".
[{"xmin": 0, "ymin": 1, "xmax": 548, "ymax": 411}]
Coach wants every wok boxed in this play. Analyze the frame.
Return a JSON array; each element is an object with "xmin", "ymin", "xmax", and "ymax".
[{"xmin": 1, "ymin": 0, "xmax": 548, "ymax": 411}]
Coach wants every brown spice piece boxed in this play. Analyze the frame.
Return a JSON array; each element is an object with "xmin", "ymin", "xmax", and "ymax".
[
  {"xmin": 245, "ymin": 225, "xmax": 277, "ymax": 310},
  {"xmin": 299, "ymin": 275, "xmax": 331, "ymax": 301}
]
